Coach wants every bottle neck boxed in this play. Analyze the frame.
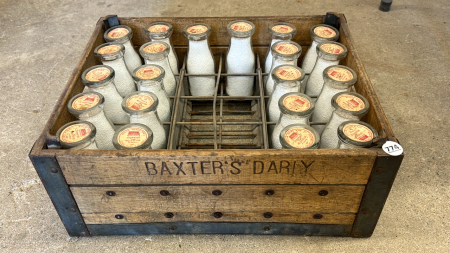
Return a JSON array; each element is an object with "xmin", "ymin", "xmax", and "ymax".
[
  {"xmin": 317, "ymin": 56, "xmax": 340, "ymax": 64},
  {"xmin": 87, "ymin": 80, "xmax": 116, "ymax": 92},
  {"xmin": 144, "ymin": 57, "xmax": 168, "ymax": 67},
  {"xmin": 271, "ymin": 34, "xmax": 293, "ymax": 40},
  {"xmin": 273, "ymin": 55, "xmax": 298, "ymax": 65},
  {"xmin": 333, "ymin": 109, "xmax": 361, "ymax": 121},
  {"xmin": 101, "ymin": 56, "xmax": 125, "ymax": 64},
  {"xmin": 279, "ymin": 113, "xmax": 309, "ymax": 126},
  {"xmin": 130, "ymin": 110, "xmax": 159, "ymax": 121},
  {"xmin": 138, "ymin": 79, "xmax": 164, "ymax": 91},
  {"xmin": 76, "ymin": 105, "xmax": 104, "ymax": 119},
  {"xmin": 339, "ymin": 141, "xmax": 362, "ymax": 149},
  {"xmin": 321, "ymin": 82, "xmax": 350, "ymax": 95},
  {"xmin": 273, "ymin": 81, "xmax": 301, "ymax": 93},
  {"xmin": 230, "ymin": 37, "xmax": 252, "ymax": 49},
  {"xmin": 188, "ymin": 39, "xmax": 211, "ymax": 51}
]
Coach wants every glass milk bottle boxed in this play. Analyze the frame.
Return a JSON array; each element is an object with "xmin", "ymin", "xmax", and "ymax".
[
  {"xmin": 183, "ymin": 23, "xmax": 216, "ymax": 96},
  {"xmin": 226, "ymin": 20, "xmax": 256, "ymax": 96},
  {"xmin": 145, "ymin": 22, "xmax": 179, "ymax": 75},
  {"xmin": 104, "ymin": 25, "xmax": 142, "ymax": 74},
  {"xmin": 94, "ymin": 43, "xmax": 136, "ymax": 97},
  {"xmin": 81, "ymin": 65, "xmax": 129, "ymax": 124},
  {"xmin": 132, "ymin": 64, "xmax": 171, "ymax": 134},
  {"xmin": 271, "ymin": 93, "xmax": 314, "ymax": 149},
  {"xmin": 338, "ymin": 121, "xmax": 378, "ymax": 149},
  {"xmin": 264, "ymin": 22, "xmax": 297, "ymax": 76},
  {"xmin": 320, "ymin": 92, "xmax": 370, "ymax": 149},
  {"xmin": 56, "ymin": 121, "xmax": 98, "ymax": 150},
  {"xmin": 301, "ymin": 24, "xmax": 339, "ymax": 87},
  {"xmin": 279, "ymin": 124, "xmax": 320, "ymax": 149},
  {"xmin": 113, "ymin": 123, "xmax": 153, "ymax": 150},
  {"xmin": 267, "ymin": 65, "xmax": 304, "ymax": 124},
  {"xmin": 122, "ymin": 91, "xmax": 167, "ymax": 149},
  {"xmin": 67, "ymin": 92, "xmax": 116, "ymax": 149},
  {"xmin": 139, "ymin": 41, "xmax": 177, "ymax": 96},
  {"xmin": 265, "ymin": 41, "xmax": 302, "ymax": 96},
  {"xmin": 311, "ymin": 65, "xmax": 357, "ymax": 134},
  {"xmin": 305, "ymin": 41, "xmax": 348, "ymax": 98}
]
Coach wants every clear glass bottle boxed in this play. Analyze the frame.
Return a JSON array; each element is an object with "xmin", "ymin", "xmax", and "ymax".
[
  {"xmin": 226, "ymin": 20, "xmax": 256, "ymax": 96},
  {"xmin": 132, "ymin": 64, "xmax": 171, "ymax": 134},
  {"xmin": 338, "ymin": 121, "xmax": 378, "ymax": 149},
  {"xmin": 264, "ymin": 22, "xmax": 297, "ymax": 76},
  {"xmin": 271, "ymin": 93, "xmax": 314, "ymax": 149},
  {"xmin": 104, "ymin": 25, "xmax": 142, "ymax": 74},
  {"xmin": 94, "ymin": 43, "xmax": 136, "ymax": 97},
  {"xmin": 56, "ymin": 121, "xmax": 98, "ymax": 150},
  {"xmin": 67, "ymin": 92, "xmax": 116, "ymax": 149},
  {"xmin": 81, "ymin": 65, "xmax": 129, "ymax": 124},
  {"xmin": 279, "ymin": 124, "xmax": 320, "ymax": 149},
  {"xmin": 305, "ymin": 41, "xmax": 348, "ymax": 98},
  {"xmin": 301, "ymin": 24, "xmax": 339, "ymax": 87},
  {"xmin": 145, "ymin": 22, "xmax": 179, "ymax": 75},
  {"xmin": 183, "ymin": 23, "xmax": 216, "ymax": 96},
  {"xmin": 113, "ymin": 123, "xmax": 153, "ymax": 150},
  {"xmin": 122, "ymin": 91, "xmax": 166, "ymax": 149},
  {"xmin": 265, "ymin": 41, "xmax": 302, "ymax": 96},
  {"xmin": 320, "ymin": 92, "xmax": 370, "ymax": 149},
  {"xmin": 139, "ymin": 41, "xmax": 177, "ymax": 97},
  {"xmin": 311, "ymin": 65, "xmax": 357, "ymax": 134},
  {"xmin": 267, "ymin": 65, "xmax": 304, "ymax": 124}
]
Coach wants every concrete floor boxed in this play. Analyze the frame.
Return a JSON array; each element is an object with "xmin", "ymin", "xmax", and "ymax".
[{"xmin": 1, "ymin": 0, "xmax": 449, "ymax": 252}]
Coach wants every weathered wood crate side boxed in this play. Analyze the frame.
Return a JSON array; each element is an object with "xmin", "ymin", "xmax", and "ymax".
[{"xmin": 29, "ymin": 14, "xmax": 403, "ymax": 237}]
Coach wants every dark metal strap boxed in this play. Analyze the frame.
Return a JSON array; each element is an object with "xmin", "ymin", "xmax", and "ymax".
[
  {"xmin": 29, "ymin": 155, "xmax": 89, "ymax": 236},
  {"xmin": 351, "ymin": 153, "xmax": 403, "ymax": 237},
  {"xmin": 88, "ymin": 222, "xmax": 351, "ymax": 236}
]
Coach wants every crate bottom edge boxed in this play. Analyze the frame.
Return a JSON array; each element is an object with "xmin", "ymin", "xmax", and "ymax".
[{"xmin": 86, "ymin": 222, "xmax": 354, "ymax": 237}]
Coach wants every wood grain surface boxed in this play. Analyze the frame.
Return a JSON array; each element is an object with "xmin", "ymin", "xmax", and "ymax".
[
  {"xmin": 57, "ymin": 149, "xmax": 376, "ymax": 185},
  {"xmin": 71, "ymin": 185, "xmax": 365, "ymax": 214},
  {"xmin": 82, "ymin": 211, "xmax": 356, "ymax": 225}
]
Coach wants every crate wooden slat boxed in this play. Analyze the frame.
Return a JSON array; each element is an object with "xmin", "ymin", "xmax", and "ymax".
[
  {"xmin": 57, "ymin": 149, "xmax": 375, "ymax": 185},
  {"xmin": 82, "ymin": 212, "xmax": 356, "ymax": 225},
  {"xmin": 71, "ymin": 185, "xmax": 365, "ymax": 213},
  {"xmin": 29, "ymin": 14, "xmax": 403, "ymax": 237}
]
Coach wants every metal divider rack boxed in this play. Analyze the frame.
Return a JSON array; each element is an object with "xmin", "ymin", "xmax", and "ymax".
[{"xmin": 166, "ymin": 52, "xmax": 327, "ymax": 150}]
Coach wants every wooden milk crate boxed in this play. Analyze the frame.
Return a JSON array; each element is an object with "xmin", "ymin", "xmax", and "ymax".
[{"xmin": 29, "ymin": 14, "xmax": 403, "ymax": 237}]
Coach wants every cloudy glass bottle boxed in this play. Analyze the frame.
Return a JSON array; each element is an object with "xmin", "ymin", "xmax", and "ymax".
[
  {"xmin": 226, "ymin": 20, "xmax": 256, "ymax": 96},
  {"xmin": 305, "ymin": 41, "xmax": 348, "ymax": 99},
  {"xmin": 145, "ymin": 21, "xmax": 179, "ymax": 75},
  {"xmin": 104, "ymin": 25, "xmax": 142, "ymax": 73},
  {"xmin": 94, "ymin": 43, "xmax": 136, "ymax": 97},
  {"xmin": 320, "ymin": 92, "xmax": 370, "ymax": 149},
  {"xmin": 183, "ymin": 23, "xmax": 216, "ymax": 96}
]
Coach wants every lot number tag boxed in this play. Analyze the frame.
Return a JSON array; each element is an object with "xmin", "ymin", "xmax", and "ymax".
[{"xmin": 382, "ymin": 141, "xmax": 404, "ymax": 156}]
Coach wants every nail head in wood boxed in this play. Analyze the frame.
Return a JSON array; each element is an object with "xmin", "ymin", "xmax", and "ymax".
[
  {"xmin": 160, "ymin": 190, "xmax": 170, "ymax": 196},
  {"xmin": 313, "ymin": 214, "xmax": 323, "ymax": 219},
  {"xmin": 212, "ymin": 190, "xmax": 222, "ymax": 196},
  {"xmin": 263, "ymin": 212, "xmax": 273, "ymax": 218},
  {"xmin": 319, "ymin": 190, "xmax": 328, "ymax": 196},
  {"xmin": 265, "ymin": 190, "xmax": 275, "ymax": 196}
]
